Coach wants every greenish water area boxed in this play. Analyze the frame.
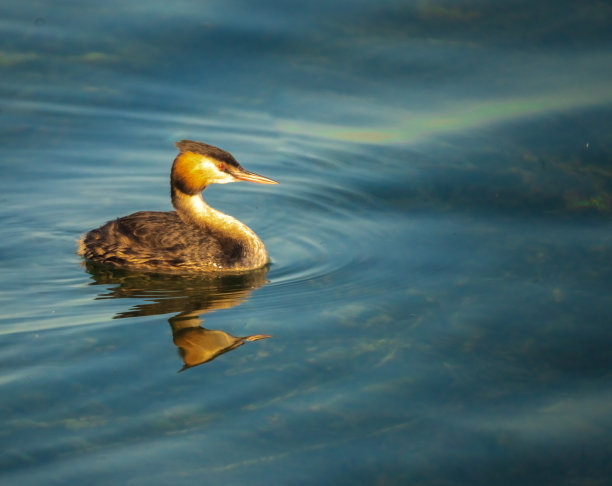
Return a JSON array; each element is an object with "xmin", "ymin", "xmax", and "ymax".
[{"xmin": 2, "ymin": 1, "xmax": 612, "ymax": 485}]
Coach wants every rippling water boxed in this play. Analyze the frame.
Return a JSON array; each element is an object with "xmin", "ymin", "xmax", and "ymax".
[{"xmin": 2, "ymin": 1, "xmax": 612, "ymax": 485}]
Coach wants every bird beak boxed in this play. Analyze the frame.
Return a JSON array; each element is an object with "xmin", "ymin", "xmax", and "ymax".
[{"xmin": 233, "ymin": 169, "xmax": 278, "ymax": 184}]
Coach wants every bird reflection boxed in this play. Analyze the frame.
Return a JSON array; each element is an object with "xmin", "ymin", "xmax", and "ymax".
[{"xmin": 84, "ymin": 261, "xmax": 271, "ymax": 371}]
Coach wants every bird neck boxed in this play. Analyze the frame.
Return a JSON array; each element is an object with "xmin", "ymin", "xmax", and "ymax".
[{"xmin": 171, "ymin": 186, "xmax": 264, "ymax": 247}]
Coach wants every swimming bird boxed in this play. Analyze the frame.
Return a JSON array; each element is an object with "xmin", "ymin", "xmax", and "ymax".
[{"xmin": 78, "ymin": 140, "xmax": 277, "ymax": 273}]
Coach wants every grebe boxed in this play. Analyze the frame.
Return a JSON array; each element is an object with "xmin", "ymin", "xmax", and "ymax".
[{"xmin": 78, "ymin": 140, "xmax": 277, "ymax": 273}]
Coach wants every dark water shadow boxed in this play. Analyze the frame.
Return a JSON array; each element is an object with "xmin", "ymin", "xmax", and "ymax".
[{"xmin": 83, "ymin": 261, "xmax": 271, "ymax": 371}]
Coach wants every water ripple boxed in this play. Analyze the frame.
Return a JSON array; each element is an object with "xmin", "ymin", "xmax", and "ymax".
[{"xmin": 262, "ymin": 154, "xmax": 385, "ymax": 295}]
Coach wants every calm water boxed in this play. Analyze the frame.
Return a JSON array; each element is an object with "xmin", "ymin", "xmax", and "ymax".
[{"xmin": 2, "ymin": 1, "xmax": 612, "ymax": 484}]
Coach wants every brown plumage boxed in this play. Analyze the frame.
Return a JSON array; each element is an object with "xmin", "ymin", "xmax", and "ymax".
[{"xmin": 77, "ymin": 140, "xmax": 277, "ymax": 273}]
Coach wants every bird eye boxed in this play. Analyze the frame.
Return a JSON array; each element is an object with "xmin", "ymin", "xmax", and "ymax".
[{"xmin": 217, "ymin": 163, "xmax": 226, "ymax": 171}]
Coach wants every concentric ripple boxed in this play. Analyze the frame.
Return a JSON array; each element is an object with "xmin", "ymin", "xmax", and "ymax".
[{"xmin": 259, "ymin": 150, "xmax": 387, "ymax": 297}]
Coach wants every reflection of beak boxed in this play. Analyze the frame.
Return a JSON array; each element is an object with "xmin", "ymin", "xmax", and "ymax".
[{"xmin": 232, "ymin": 168, "xmax": 278, "ymax": 184}]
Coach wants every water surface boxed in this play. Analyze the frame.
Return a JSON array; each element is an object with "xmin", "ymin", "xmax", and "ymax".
[{"xmin": 2, "ymin": 1, "xmax": 612, "ymax": 485}]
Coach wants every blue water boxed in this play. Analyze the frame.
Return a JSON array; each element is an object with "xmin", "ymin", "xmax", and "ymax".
[{"xmin": 2, "ymin": 1, "xmax": 612, "ymax": 484}]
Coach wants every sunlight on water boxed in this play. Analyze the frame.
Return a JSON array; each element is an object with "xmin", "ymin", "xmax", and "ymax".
[{"xmin": 276, "ymin": 79, "xmax": 612, "ymax": 144}]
